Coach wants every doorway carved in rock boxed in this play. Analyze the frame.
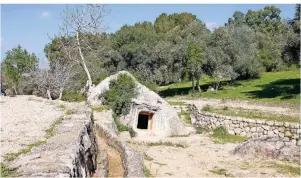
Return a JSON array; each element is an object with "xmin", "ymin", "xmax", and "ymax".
[{"xmin": 137, "ymin": 111, "xmax": 153, "ymax": 131}]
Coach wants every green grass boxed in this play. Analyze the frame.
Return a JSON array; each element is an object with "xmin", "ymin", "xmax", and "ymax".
[
  {"xmin": 168, "ymin": 101, "xmax": 186, "ymax": 106},
  {"xmin": 0, "ymin": 163, "xmax": 18, "ymax": 177},
  {"xmin": 4, "ymin": 140, "xmax": 46, "ymax": 162},
  {"xmin": 90, "ymin": 105, "xmax": 111, "ymax": 112},
  {"xmin": 144, "ymin": 166, "xmax": 153, "ymax": 177},
  {"xmin": 211, "ymin": 126, "xmax": 247, "ymax": 144},
  {"xmin": 178, "ymin": 108, "xmax": 192, "ymax": 126},
  {"xmin": 159, "ymin": 70, "xmax": 300, "ymax": 106},
  {"xmin": 195, "ymin": 126, "xmax": 210, "ymax": 134},
  {"xmin": 146, "ymin": 141, "xmax": 187, "ymax": 148},
  {"xmin": 45, "ymin": 117, "xmax": 64, "ymax": 139},
  {"xmin": 202, "ymin": 105, "xmax": 299, "ymax": 123},
  {"xmin": 209, "ymin": 167, "xmax": 228, "ymax": 175},
  {"xmin": 65, "ymin": 110, "xmax": 73, "ymax": 115},
  {"xmin": 269, "ymin": 163, "xmax": 301, "ymax": 176},
  {"xmin": 56, "ymin": 104, "xmax": 66, "ymax": 109}
]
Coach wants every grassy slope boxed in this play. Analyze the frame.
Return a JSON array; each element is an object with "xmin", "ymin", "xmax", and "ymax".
[{"xmin": 159, "ymin": 70, "xmax": 300, "ymax": 106}]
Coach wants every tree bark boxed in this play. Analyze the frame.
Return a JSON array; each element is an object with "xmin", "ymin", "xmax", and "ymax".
[
  {"xmin": 13, "ymin": 82, "xmax": 19, "ymax": 95},
  {"xmin": 196, "ymin": 80, "xmax": 201, "ymax": 92},
  {"xmin": 191, "ymin": 75, "xmax": 195, "ymax": 93},
  {"xmin": 76, "ymin": 31, "xmax": 92, "ymax": 89},
  {"xmin": 59, "ymin": 87, "xmax": 64, "ymax": 100},
  {"xmin": 47, "ymin": 89, "xmax": 52, "ymax": 100}
]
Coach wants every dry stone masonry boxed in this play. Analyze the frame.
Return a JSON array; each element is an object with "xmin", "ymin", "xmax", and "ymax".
[{"xmin": 190, "ymin": 104, "xmax": 301, "ymax": 146}]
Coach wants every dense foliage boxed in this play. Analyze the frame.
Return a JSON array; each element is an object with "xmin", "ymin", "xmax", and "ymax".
[
  {"xmin": 103, "ymin": 74, "xmax": 138, "ymax": 115},
  {"xmin": 1, "ymin": 5, "xmax": 299, "ymax": 99},
  {"xmin": 45, "ymin": 5, "xmax": 299, "ymax": 91},
  {"xmin": 2, "ymin": 45, "xmax": 38, "ymax": 94}
]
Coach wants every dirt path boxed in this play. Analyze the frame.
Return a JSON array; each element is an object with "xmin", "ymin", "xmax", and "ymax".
[
  {"xmin": 131, "ymin": 135, "xmax": 300, "ymax": 177},
  {"xmin": 168, "ymin": 98, "xmax": 300, "ymax": 116},
  {"xmin": 94, "ymin": 131, "xmax": 124, "ymax": 178}
]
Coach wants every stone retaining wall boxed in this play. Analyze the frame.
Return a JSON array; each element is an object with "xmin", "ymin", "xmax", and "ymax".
[{"xmin": 190, "ymin": 104, "xmax": 301, "ymax": 146}]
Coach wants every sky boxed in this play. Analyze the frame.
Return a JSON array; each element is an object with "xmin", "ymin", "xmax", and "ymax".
[{"xmin": 0, "ymin": 4, "xmax": 296, "ymax": 68}]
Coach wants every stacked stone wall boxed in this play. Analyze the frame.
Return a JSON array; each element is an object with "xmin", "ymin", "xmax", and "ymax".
[{"xmin": 190, "ymin": 104, "xmax": 301, "ymax": 146}]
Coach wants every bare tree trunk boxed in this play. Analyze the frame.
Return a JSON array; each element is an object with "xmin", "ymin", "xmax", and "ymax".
[
  {"xmin": 191, "ymin": 75, "xmax": 195, "ymax": 93},
  {"xmin": 196, "ymin": 75, "xmax": 201, "ymax": 92},
  {"xmin": 59, "ymin": 87, "xmax": 64, "ymax": 100},
  {"xmin": 13, "ymin": 84, "xmax": 18, "ymax": 95},
  {"xmin": 215, "ymin": 80, "xmax": 221, "ymax": 91},
  {"xmin": 47, "ymin": 89, "xmax": 52, "ymax": 100},
  {"xmin": 76, "ymin": 32, "xmax": 92, "ymax": 89}
]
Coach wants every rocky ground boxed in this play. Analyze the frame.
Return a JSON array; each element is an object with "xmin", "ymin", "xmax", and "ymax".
[
  {"xmin": 1, "ymin": 95, "xmax": 300, "ymax": 177},
  {"xmin": 0, "ymin": 95, "xmax": 65, "ymax": 162},
  {"xmin": 131, "ymin": 134, "xmax": 300, "ymax": 177}
]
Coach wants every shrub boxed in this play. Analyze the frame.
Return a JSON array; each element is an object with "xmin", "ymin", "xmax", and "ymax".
[
  {"xmin": 62, "ymin": 90, "xmax": 86, "ymax": 102},
  {"xmin": 212, "ymin": 126, "xmax": 247, "ymax": 144},
  {"xmin": 103, "ymin": 74, "xmax": 137, "ymax": 116},
  {"xmin": 212, "ymin": 126, "xmax": 229, "ymax": 139}
]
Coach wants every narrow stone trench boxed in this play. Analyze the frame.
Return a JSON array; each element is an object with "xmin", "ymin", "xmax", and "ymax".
[{"xmin": 93, "ymin": 129, "xmax": 125, "ymax": 177}]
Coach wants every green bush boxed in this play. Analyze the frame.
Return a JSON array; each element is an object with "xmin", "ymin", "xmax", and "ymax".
[
  {"xmin": 103, "ymin": 74, "xmax": 138, "ymax": 116},
  {"xmin": 212, "ymin": 126, "xmax": 229, "ymax": 139},
  {"xmin": 62, "ymin": 90, "xmax": 86, "ymax": 102}
]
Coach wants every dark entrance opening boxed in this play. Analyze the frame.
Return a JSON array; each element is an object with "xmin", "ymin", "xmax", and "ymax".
[{"xmin": 137, "ymin": 114, "xmax": 149, "ymax": 129}]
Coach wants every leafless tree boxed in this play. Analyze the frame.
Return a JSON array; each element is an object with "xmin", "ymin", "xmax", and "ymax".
[
  {"xmin": 56, "ymin": 4, "xmax": 107, "ymax": 91},
  {"xmin": 35, "ymin": 60, "xmax": 74, "ymax": 100}
]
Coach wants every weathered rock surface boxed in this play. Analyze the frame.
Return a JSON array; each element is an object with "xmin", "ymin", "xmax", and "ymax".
[
  {"xmin": 88, "ymin": 71, "xmax": 187, "ymax": 136},
  {"xmin": 4, "ymin": 97, "xmax": 99, "ymax": 177},
  {"xmin": 233, "ymin": 136, "xmax": 300, "ymax": 161},
  {"xmin": 0, "ymin": 95, "xmax": 65, "ymax": 162}
]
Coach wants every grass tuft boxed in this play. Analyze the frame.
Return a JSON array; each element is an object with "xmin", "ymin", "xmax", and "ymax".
[
  {"xmin": 169, "ymin": 134, "xmax": 189, "ymax": 138},
  {"xmin": 56, "ymin": 104, "xmax": 65, "ymax": 109},
  {"xmin": 144, "ymin": 166, "xmax": 153, "ymax": 177},
  {"xmin": 4, "ymin": 140, "xmax": 46, "ymax": 162},
  {"xmin": 45, "ymin": 117, "xmax": 64, "ymax": 139},
  {"xmin": 144, "ymin": 153, "xmax": 154, "ymax": 161},
  {"xmin": 90, "ymin": 105, "xmax": 111, "ymax": 112},
  {"xmin": 270, "ymin": 163, "xmax": 301, "ymax": 176},
  {"xmin": 209, "ymin": 167, "xmax": 228, "ymax": 175},
  {"xmin": 195, "ymin": 126, "xmax": 210, "ymax": 134},
  {"xmin": 0, "ymin": 163, "xmax": 18, "ymax": 177},
  {"xmin": 211, "ymin": 126, "xmax": 247, "ymax": 144},
  {"xmin": 168, "ymin": 101, "xmax": 186, "ymax": 106},
  {"xmin": 146, "ymin": 141, "xmax": 187, "ymax": 148}
]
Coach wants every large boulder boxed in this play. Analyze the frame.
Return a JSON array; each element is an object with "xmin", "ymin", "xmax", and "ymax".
[
  {"xmin": 233, "ymin": 136, "xmax": 300, "ymax": 162},
  {"xmin": 87, "ymin": 71, "xmax": 187, "ymax": 137}
]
